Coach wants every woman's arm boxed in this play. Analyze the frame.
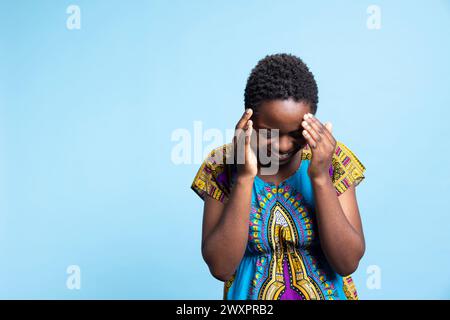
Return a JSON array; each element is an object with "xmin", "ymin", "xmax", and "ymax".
[
  {"xmin": 301, "ymin": 113, "xmax": 365, "ymax": 276},
  {"xmin": 201, "ymin": 175, "xmax": 254, "ymax": 282},
  {"xmin": 311, "ymin": 176, "xmax": 365, "ymax": 276},
  {"xmin": 201, "ymin": 108, "xmax": 257, "ymax": 281}
]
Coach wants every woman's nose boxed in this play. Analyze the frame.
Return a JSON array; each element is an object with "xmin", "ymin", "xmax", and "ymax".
[{"xmin": 273, "ymin": 135, "xmax": 294, "ymax": 154}]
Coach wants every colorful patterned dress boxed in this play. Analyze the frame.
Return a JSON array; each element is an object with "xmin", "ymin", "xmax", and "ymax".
[{"xmin": 191, "ymin": 141, "xmax": 366, "ymax": 300}]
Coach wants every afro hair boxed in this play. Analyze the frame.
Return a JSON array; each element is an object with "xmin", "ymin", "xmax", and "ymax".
[{"xmin": 244, "ymin": 53, "xmax": 319, "ymax": 113}]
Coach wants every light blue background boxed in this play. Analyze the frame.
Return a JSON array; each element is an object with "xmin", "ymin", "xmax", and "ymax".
[{"xmin": 0, "ymin": 0, "xmax": 449, "ymax": 299}]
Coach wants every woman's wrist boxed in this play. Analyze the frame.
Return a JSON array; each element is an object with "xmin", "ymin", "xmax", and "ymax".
[
  {"xmin": 310, "ymin": 173, "xmax": 332, "ymax": 187},
  {"xmin": 236, "ymin": 173, "xmax": 256, "ymax": 184}
]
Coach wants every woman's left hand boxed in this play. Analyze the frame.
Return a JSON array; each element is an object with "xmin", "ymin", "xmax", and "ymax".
[{"xmin": 301, "ymin": 113, "xmax": 336, "ymax": 180}]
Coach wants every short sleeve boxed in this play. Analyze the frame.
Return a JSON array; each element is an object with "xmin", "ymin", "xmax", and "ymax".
[
  {"xmin": 330, "ymin": 141, "xmax": 366, "ymax": 196},
  {"xmin": 190, "ymin": 144, "xmax": 234, "ymax": 203}
]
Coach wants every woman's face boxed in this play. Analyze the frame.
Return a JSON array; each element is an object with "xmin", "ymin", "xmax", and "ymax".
[{"xmin": 251, "ymin": 98, "xmax": 312, "ymax": 166}]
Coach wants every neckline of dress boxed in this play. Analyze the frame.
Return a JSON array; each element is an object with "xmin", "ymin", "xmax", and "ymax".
[{"xmin": 254, "ymin": 148, "xmax": 307, "ymax": 188}]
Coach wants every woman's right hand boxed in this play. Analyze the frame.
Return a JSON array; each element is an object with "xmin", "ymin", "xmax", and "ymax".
[{"xmin": 233, "ymin": 108, "xmax": 258, "ymax": 179}]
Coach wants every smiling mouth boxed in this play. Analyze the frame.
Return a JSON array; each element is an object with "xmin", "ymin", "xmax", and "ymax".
[{"xmin": 274, "ymin": 151, "xmax": 295, "ymax": 161}]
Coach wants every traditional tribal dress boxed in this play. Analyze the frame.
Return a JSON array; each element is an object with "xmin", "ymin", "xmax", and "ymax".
[{"xmin": 191, "ymin": 141, "xmax": 366, "ymax": 300}]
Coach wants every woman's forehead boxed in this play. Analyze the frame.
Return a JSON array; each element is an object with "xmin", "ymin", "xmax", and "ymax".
[{"xmin": 253, "ymin": 99, "xmax": 311, "ymax": 130}]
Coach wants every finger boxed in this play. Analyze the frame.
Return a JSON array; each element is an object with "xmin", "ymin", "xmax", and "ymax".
[
  {"xmin": 312, "ymin": 116, "xmax": 332, "ymax": 141},
  {"xmin": 302, "ymin": 129, "xmax": 317, "ymax": 149},
  {"xmin": 301, "ymin": 119, "xmax": 322, "ymax": 145},
  {"xmin": 305, "ymin": 113, "xmax": 327, "ymax": 141},
  {"xmin": 236, "ymin": 108, "xmax": 253, "ymax": 130},
  {"xmin": 235, "ymin": 126, "xmax": 248, "ymax": 164},
  {"xmin": 324, "ymin": 122, "xmax": 333, "ymax": 134},
  {"xmin": 237, "ymin": 119, "xmax": 253, "ymax": 145},
  {"xmin": 318, "ymin": 117, "xmax": 335, "ymax": 140},
  {"xmin": 244, "ymin": 118, "xmax": 252, "ymax": 130},
  {"xmin": 245, "ymin": 120, "xmax": 253, "ymax": 145},
  {"xmin": 234, "ymin": 109, "xmax": 252, "ymax": 150},
  {"xmin": 306, "ymin": 114, "xmax": 335, "ymax": 145},
  {"xmin": 323, "ymin": 121, "xmax": 336, "ymax": 146}
]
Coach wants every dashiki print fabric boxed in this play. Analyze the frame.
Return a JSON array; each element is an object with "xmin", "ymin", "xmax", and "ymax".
[{"xmin": 191, "ymin": 141, "xmax": 366, "ymax": 300}]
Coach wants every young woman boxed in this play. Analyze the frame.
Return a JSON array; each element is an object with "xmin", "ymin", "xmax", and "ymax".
[{"xmin": 191, "ymin": 53, "xmax": 366, "ymax": 300}]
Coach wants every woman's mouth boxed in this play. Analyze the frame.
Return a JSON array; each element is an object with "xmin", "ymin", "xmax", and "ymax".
[{"xmin": 275, "ymin": 151, "xmax": 294, "ymax": 161}]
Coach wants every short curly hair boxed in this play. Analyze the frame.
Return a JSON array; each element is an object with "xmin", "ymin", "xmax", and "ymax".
[{"xmin": 244, "ymin": 53, "xmax": 319, "ymax": 114}]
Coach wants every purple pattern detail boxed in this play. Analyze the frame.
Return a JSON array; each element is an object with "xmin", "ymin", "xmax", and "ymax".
[{"xmin": 280, "ymin": 255, "xmax": 303, "ymax": 300}]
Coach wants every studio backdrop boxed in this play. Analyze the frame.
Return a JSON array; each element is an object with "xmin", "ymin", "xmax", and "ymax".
[{"xmin": 0, "ymin": 0, "xmax": 449, "ymax": 299}]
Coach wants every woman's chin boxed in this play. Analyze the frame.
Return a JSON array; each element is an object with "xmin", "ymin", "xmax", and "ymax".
[
  {"xmin": 275, "ymin": 157, "xmax": 292, "ymax": 166},
  {"xmin": 259, "ymin": 155, "xmax": 292, "ymax": 167}
]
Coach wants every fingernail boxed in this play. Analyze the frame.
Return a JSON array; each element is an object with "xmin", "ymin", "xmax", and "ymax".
[{"xmin": 246, "ymin": 108, "xmax": 251, "ymax": 114}]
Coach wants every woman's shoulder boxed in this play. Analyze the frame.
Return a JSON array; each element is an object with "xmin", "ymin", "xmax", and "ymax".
[
  {"xmin": 190, "ymin": 143, "xmax": 236, "ymax": 203},
  {"xmin": 302, "ymin": 139, "xmax": 363, "ymax": 158},
  {"xmin": 204, "ymin": 142, "xmax": 235, "ymax": 167},
  {"xmin": 301, "ymin": 141, "xmax": 366, "ymax": 195},
  {"xmin": 329, "ymin": 141, "xmax": 366, "ymax": 195}
]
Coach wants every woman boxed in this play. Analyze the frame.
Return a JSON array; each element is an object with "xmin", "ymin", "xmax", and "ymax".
[{"xmin": 191, "ymin": 53, "xmax": 366, "ymax": 300}]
